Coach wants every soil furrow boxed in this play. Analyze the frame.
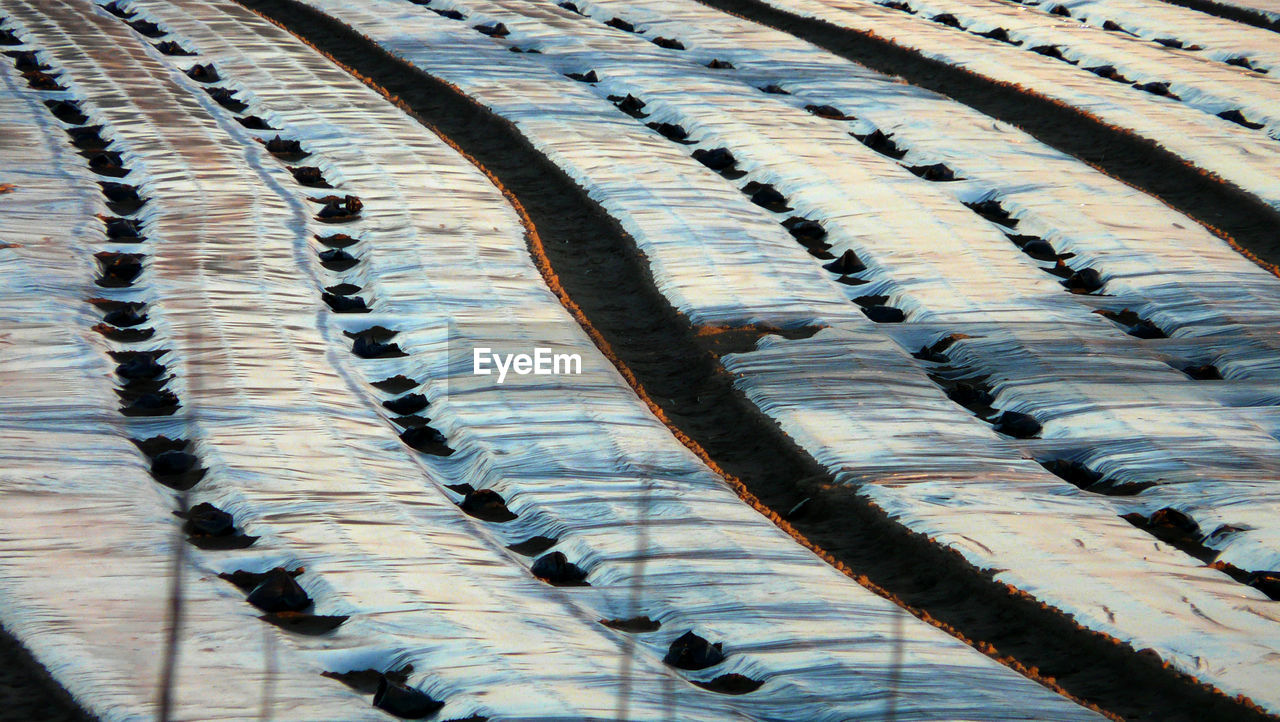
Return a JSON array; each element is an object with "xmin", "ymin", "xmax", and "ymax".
[
  {"xmin": 0, "ymin": 626, "xmax": 88, "ymax": 722},
  {"xmin": 1155, "ymin": 0, "xmax": 1280, "ymax": 33}
]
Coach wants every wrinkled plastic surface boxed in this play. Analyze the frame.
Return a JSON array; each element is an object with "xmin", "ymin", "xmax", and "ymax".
[
  {"xmin": 295, "ymin": 0, "xmax": 1280, "ymax": 710},
  {"xmin": 1029, "ymin": 0, "xmax": 1280, "ymax": 72},
  {"xmin": 0, "ymin": 32, "xmax": 383, "ymax": 722},
  {"xmin": 748, "ymin": 0, "xmax": 1280, "ymax": 208},
  {"xmin": 857, "ymin": 0, "xmax": 1280, "ymax": 132},
  {"xmin": 0, "ymin": 0, "xmax": 1100, "ymax": 720}
]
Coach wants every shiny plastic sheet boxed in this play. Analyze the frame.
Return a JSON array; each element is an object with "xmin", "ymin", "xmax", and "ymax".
[
  {"xmin": 0, "ymin": 39, "xmax": 384, "ymax": 722},
  {"xmin": 0, "ymin": 0, "xmax": 1102, "ymax": 719},
  {"xmin": 1178, "ymin": 0, "xmax": 1280, "ymax": 21},
  {"xmin": 1028, "ymin": 0, "xmax": 1280, "ymax": 73},
  {"xmin": 293, "ymin": 0, "xmax": 1280, "ymax": 709},
  {"xmin": 387, "ymin": 0, "xmax": 1280, "ymax": 574},
  {"xmin": 744, "ymin": 0, "xmax": 1280, "ymax": 209},
  {"xmin": 854, "ymin": 0, "xmax": 1280, "ymax": 129},
  {"xmin": 575, "ymin": 0, "xmax": 1280, "ymax": 384}
]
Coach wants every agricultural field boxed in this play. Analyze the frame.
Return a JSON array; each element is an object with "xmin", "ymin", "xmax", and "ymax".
[{"xmin": 0, "ymin": 0, "xmax": 1278, "ymax": 719}]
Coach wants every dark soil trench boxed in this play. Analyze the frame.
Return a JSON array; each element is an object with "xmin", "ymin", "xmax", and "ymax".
[
  {"xmin": 0, "ymin": 624, "xmax": 92, "ymax": 721},
  {"xmin": 1153, "ymin": 0, "xmax": 1280, "ymax": 33}
]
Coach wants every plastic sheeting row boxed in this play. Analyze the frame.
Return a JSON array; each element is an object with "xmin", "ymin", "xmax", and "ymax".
[
  {"xmin": 732, "ymin": 0, "xmax": 1280, "ymax": 209},
  {"xmin": 1178, "ymin": 0, "xmax": 1280, "ymax": 22},
  {"xmin": 0, "ymin": 23, "xmax": 385, "ymax": 721},
  {"xmin": 869, "ymin": 0, "xmax": 1280, "ymax": 130},
  {"xmin": 1026, "ymin": 0, "xmax": 1280, "ymax": 72}
]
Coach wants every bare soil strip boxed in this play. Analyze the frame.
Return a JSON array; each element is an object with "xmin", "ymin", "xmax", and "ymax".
[
  {"xmin": 0, "ymin": 625, "xmax": 91, "ymax": 721},
  {"xmin": 689, "ymin": 0, "xmax": 1280, "ymax": 272},
  {"xmin": 1155, "ymin": 0, "xmax": 1280, "ymax": 33},
  {"xmin": 235, "ymin": 2, "xmax": 1280, "ymax": 720}
]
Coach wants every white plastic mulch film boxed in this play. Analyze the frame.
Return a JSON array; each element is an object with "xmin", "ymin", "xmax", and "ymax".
[
  {"xmin": 750, "ymin": 0, "xmax": 1280, "ymax": 210},
  {"xmin": 0, "ymin": 9, "xmax": 382, "ymax": 721},
  {"xmin": 806, "ymin": 0, "xmax": 1280, "ymax": 133},
  {"xmin": 288, "ymin": 0, "xmax": 1280, "ymax": 712},
  {"xmin": 0, "ymin": 0, "xmax": 1107, "ymax": 720},
  {"xmin": 1019, "ymin": 0, "xmax": 1280, "ymax": 72}
]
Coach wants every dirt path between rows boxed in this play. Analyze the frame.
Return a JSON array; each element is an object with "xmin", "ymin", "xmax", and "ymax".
[
  {"xmin": 0, "ymin": 624, "xmax": 92, "ymax": 721},
  {"xmin": 1155, "ymin": 0, "xmax": 1280, "ymax": 33},
  {"xmin": 237, "ymin": 1, "xmax": 1275, "ymax": 719}
]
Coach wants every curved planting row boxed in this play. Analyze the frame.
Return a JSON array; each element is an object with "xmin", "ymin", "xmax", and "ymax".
[
  {"xmin": 704, "ymin": 0, "xmax": 1280, "ymax": 213},
  {"xmin": 1152, "ymin": 0, "xmax": 1280, "ymax": 31},
  {"xmin": 0, "ymin": 9, "xmax": 387, "ymax": 720},
  {"xmin": 1013, "ymin": 0, "xmax": 1280, "ymax": 72},
  {"xmin": 863, "ymin": 0, "xmax": 1280, "ymax": 132}
]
